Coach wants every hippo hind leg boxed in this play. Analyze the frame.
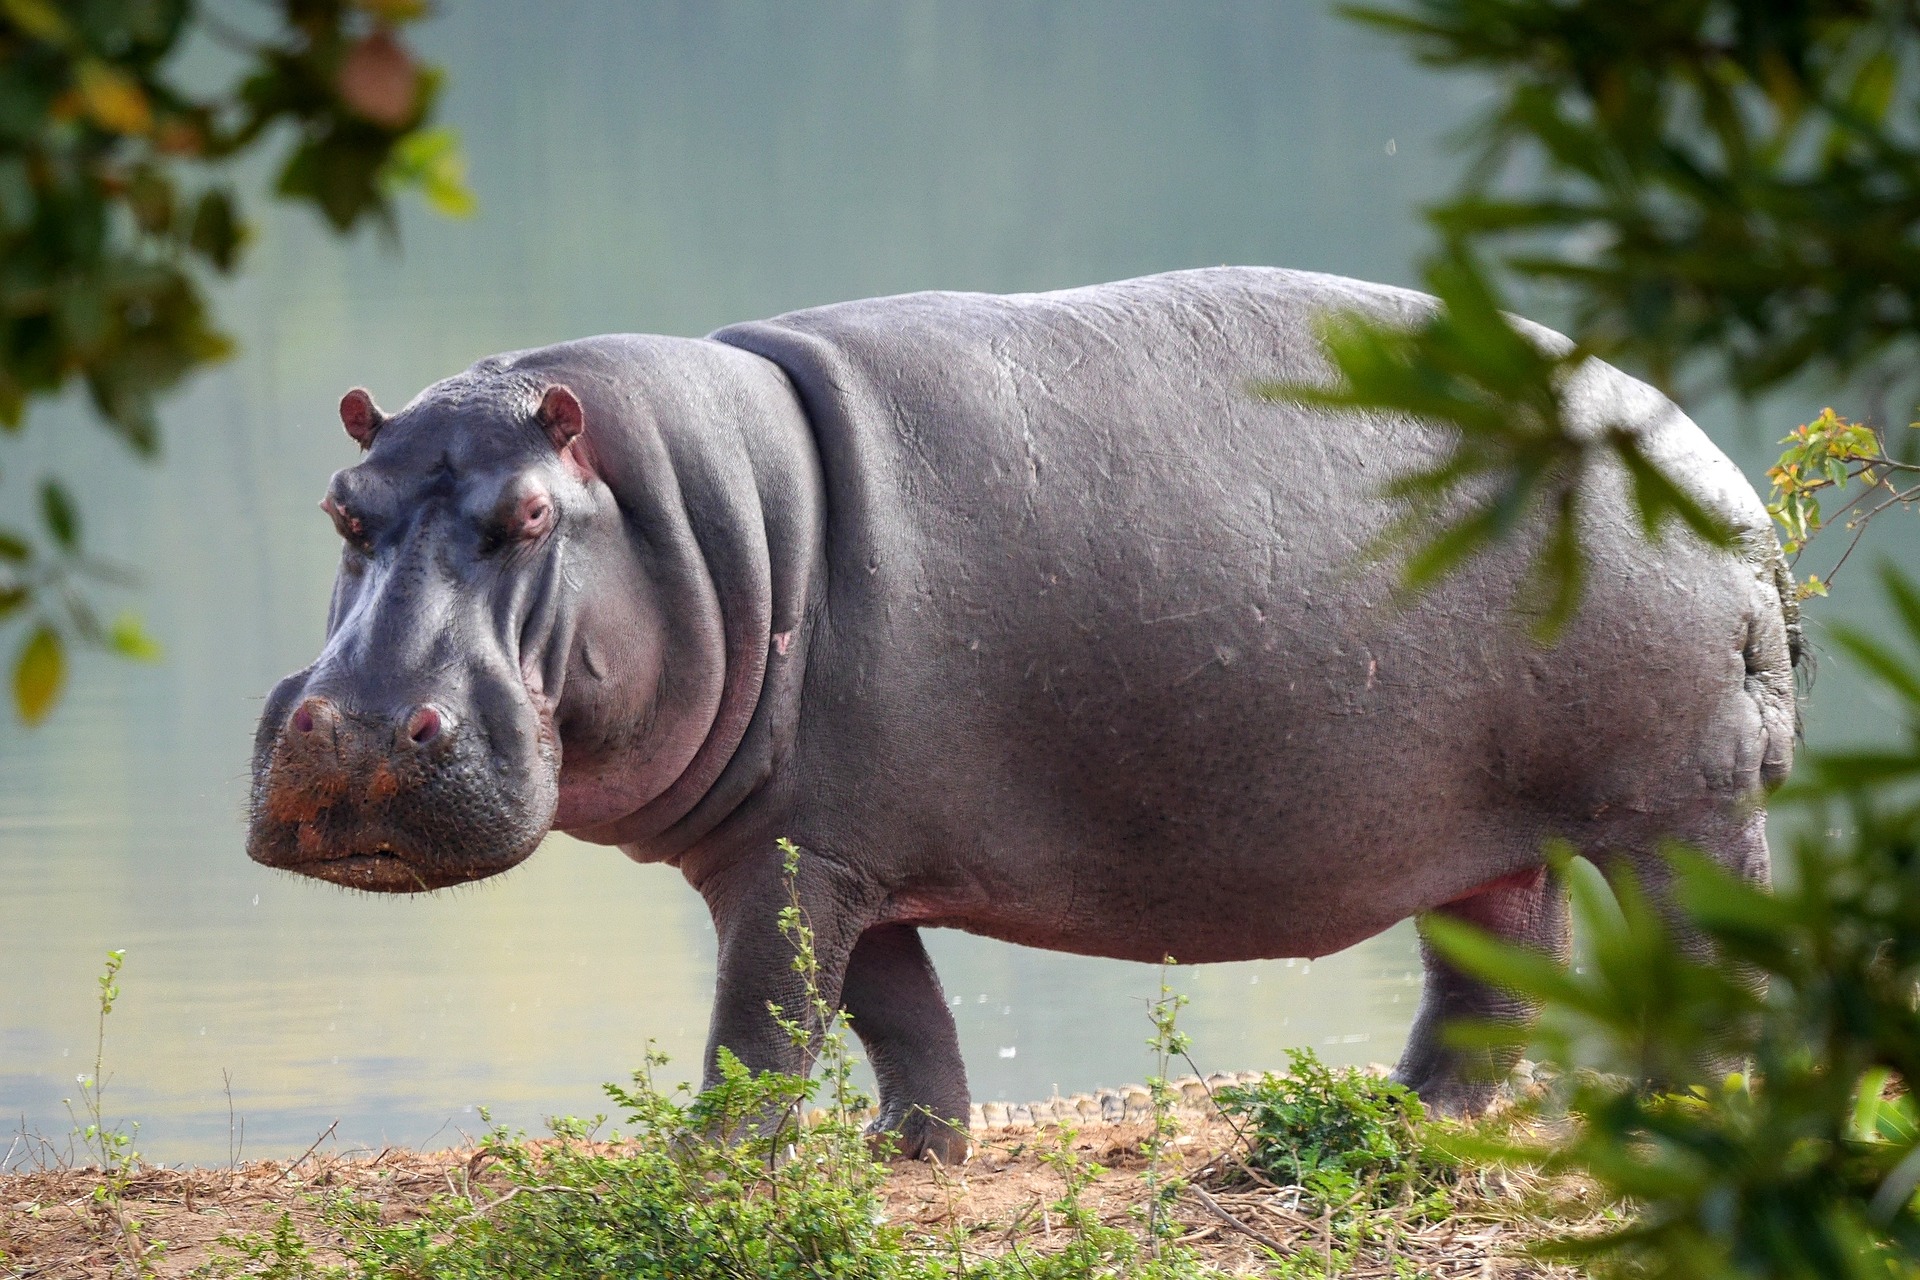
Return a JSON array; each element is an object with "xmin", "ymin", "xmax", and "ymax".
[
  {"xmin": 1393, "ymin": 809, "xmax": 1771, "ymax": 1113},
  {"xmin": 1393, "ymin": 865, "xmax": 1570, "ymax": 1116},
  {"xmin": 840, "ymin": 923, "xmax": 972, "ymax": 1163}
]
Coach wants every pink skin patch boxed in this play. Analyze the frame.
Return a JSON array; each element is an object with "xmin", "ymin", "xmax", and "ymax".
[
  {"xmin": 772, "ymin": 630, "xmax": 793, "ymax": 656},
  {"xmin": 1443, "ymin": 864, "xmax": 1546, "ymax": 907}
]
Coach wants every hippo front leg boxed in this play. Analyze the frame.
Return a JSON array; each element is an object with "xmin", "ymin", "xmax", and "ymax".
[
  {"xmin": 840, "ymin": 924, "xmax": 971, "ymax": 1163},
  {"xmin": 696, "ymin": 852, "xmax": 870, "ymax": 1101}
]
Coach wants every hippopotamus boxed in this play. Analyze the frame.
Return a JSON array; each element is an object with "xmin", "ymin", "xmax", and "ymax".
[{"xmin": 248, "ymin": 267, "xmax": 1798, "ymax": 1162}]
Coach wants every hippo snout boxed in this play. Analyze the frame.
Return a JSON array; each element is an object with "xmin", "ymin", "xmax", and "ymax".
[{"xmin": 247, "ymin": 684, "xmax": 556, "ymax": 894}]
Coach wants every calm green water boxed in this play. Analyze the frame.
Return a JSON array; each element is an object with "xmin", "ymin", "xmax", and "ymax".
[{"xmin": 0, "ymin": 2, "xmax": 1891, "ymax": 1166}]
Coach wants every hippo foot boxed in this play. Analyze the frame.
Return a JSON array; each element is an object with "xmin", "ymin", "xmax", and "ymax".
[
  {"xmin": 865, "ymin": 1105, "xmax": 971, "ymax": 1164},
  {"xmin": 1399, "ymin": 1074, "xmax": 1501, "ymax": 1119}
]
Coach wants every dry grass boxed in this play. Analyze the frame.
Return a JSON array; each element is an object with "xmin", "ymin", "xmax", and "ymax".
[{"xmin": 1, "ymin": 1105, "xmax": 1616, "ymax": 1278}]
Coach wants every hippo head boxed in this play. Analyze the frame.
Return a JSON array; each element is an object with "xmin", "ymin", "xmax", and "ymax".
[
  {"xmin": 250, "ymin": 338, "xmax": 811, "ymax": 893},
  {"xmin": 248, "ymin": 364, "xmax": 668, "ymax": 891}
]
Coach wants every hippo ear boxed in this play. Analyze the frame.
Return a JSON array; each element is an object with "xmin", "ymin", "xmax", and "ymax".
[
  {"xmin": 340, "ymin": 388, "xmax": 385, "ymax": 450},
  {"xmin": 537, "ymin": 385, "xmax": 586, "ymax": 453}
]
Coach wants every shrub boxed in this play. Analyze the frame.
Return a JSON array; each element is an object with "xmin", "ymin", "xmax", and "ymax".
[
  {"xmin": 325, "ymin": 1050, "xmax": 934, "ymax": 1280},
  {"xmin": 1215, "ymin": 1048, "xmax": 1442, "ymax": 1214}
]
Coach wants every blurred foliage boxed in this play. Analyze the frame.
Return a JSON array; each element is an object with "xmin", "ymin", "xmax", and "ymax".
[
  {"xmin": 1290, "ymin": 0, "xmax": 1920, "ymax": 629},
  {"xmin": 1430, "ymin": 658, "xmax": 1920, "ymax": 1278},
  {"xmin": 0, "ymin": 0, "xmax": 471, "ymax": 725},
  {"xmin": 1357, "ymin": 0, "xmax": 1920, "ymax": 397},
  {"xmin": 1337, "ymin": 0, "xmax": 1920, "ymax": 1274}
]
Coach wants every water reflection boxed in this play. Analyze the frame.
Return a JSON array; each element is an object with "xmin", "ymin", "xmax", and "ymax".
[{"xmin": 0, "ymin": 1, "xmax": 1890, "ymax": 1164}]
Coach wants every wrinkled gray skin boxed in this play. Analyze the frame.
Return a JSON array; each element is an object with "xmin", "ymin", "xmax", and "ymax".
[{"xmin": 249, "ymin": 268, "xmax": 1798, "ymax": 1163}]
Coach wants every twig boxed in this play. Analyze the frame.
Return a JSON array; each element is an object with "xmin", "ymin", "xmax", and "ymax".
[
  {"xmin": 1824, "ymin": 479, "xmax": 1920, "ymax": 586},
  {"xmin": 1179, "ymin": 1047, "xmax": 1256, "ymax": 1151},
  {"xmin": 997, "ymin": 1198, "xmax": 1039, "ymax": 1247},
  {"xmin": 285, "ymin": 1120, "xmax": 338, "ymax": 1177},
  {"xmin": 1189, "ymin": 1184, "xmax": 1289, "ymax": 1253},
  {"xmin": 223, "ymin": 1069, "xmax": 240, "ymax": 1173}
]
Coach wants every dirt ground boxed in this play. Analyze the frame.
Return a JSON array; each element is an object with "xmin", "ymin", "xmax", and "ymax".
[{"xmin": 1, "ymin": 1108, "xmax": 1602, "ymax": 1278}]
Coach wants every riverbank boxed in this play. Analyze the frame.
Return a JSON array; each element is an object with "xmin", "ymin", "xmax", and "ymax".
[{"xmin": 2, "ymin": 1097, "xmax": 1606, "ymax": 1278}]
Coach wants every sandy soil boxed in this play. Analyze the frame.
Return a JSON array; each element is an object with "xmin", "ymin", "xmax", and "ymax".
[{"xmin": 1, "ymin": 1108, "xmax": 1602, "ymax": 1278}]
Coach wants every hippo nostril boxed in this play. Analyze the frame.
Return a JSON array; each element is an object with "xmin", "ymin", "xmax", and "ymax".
[
  {"xmin": 291, "ymin": 696, "xmax": 331, "ymax": 735},
  {"xmin": 405, "ymin": 705, "xmax": 444, "ymax": 745}
]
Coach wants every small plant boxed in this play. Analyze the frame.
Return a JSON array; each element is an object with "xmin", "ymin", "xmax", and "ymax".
[
  {"xmin": 1141, "ymin": 959, "xmax": 1191, "ymax": 1251},
  {"xmin": 68, "ymin": 949, "xmax": 136, "ymax": 1176},
  {"xmin": 61, "ymin": 948, "xmax": 165, "ymax": 1276},
  {"xmin": 1216, "ymin": 1049, "xmax": 1439, "ymax": 1215},
  {"xmin": 977, "ymin": 1125, "xmax": 1228, "ymax": 1280},
  {"xmin": 769, "ymin": 836, "xmax": 870, "ymax": 1140}
]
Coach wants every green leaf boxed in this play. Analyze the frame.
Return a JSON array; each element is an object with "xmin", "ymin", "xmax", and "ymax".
[
  {"xmin": 108, "ymin": 612, "xmax": 161, "ymax": 662},
  {"xmin": 0, "ymin": 156, "xmax": 34, "ymax": 232},
  {"xmin": 381, "ymin": 127, "xmax": 476, "ymax": 219},
  {"xmin": 1610, "ymin": 432, "xmax": 1738, "ymax": 548},
  {"xmin": 14, "ymin": 624, "xmax": 63, "ymax": 725},
  {"xmin": 187, "ymin": 189, "xmax": 247, "ymax": 273},
  {"xmin": 74, "ymin": 59, "xmax": 153, "ymax": 136},
  {"xmin": 2, "ymin": 0, "xmax": 71, "ymax": 42},
  {"xmin": 38, "ymin": 480, "xmax": 77, "ymax": 550},
  {"xmin": 1424, "ymin": 913, "xmax": 1596, "ymax": 1012}
]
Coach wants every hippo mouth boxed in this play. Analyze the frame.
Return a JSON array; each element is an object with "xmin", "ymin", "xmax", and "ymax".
[
  {"xmin": 272, "ymin": 841, "xmax": 530, "ymax": 894},
  {"xmin": 302, "ymin": 848, "xmax": 438, "ymax": 892},
  {"xmin": 246, "ymin": 694, "xmax": 557, "ymax": 895}
]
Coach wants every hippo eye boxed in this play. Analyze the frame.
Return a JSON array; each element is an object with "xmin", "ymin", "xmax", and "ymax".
[{"xmin": 494, "ymin": 489, "xmax": 553, "ymax": 547}]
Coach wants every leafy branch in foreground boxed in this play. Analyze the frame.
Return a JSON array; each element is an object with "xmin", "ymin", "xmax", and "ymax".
[
  {"xmin": 1321, "ymin": 3, "xmax": 1920, "ymax": 1276},
  {"xmin": 1263, "ymin": 247, "xmax": 1735, "ymax": 641},
  {"xmin": 1347, "ymin": 0, "xmax": 1920, "ymax": 401},
  {"xmin": 1433, "ymin": 831, "xmax": 1920, "ymax": 1279},
  {"xmin": 1424, "ymin": 567, "xmax": 1920, "ymax": 1278},
  {"xmin": 1295, "ymin": 0, "xmax": 1920, "ymax": 632},
  {"xmin": 0, "ymin": 0, "xmax": 473, "ymax": 726}
]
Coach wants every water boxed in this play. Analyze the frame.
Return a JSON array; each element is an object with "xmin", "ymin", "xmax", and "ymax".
[{"xmin": 0, "ymin": 1, "xmax": 1899, "ymax": 1166}]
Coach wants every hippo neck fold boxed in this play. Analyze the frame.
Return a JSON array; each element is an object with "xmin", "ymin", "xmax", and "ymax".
[{"xmin": 545, "ymin": 336, "xmax": 826, "ymax": 862}]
